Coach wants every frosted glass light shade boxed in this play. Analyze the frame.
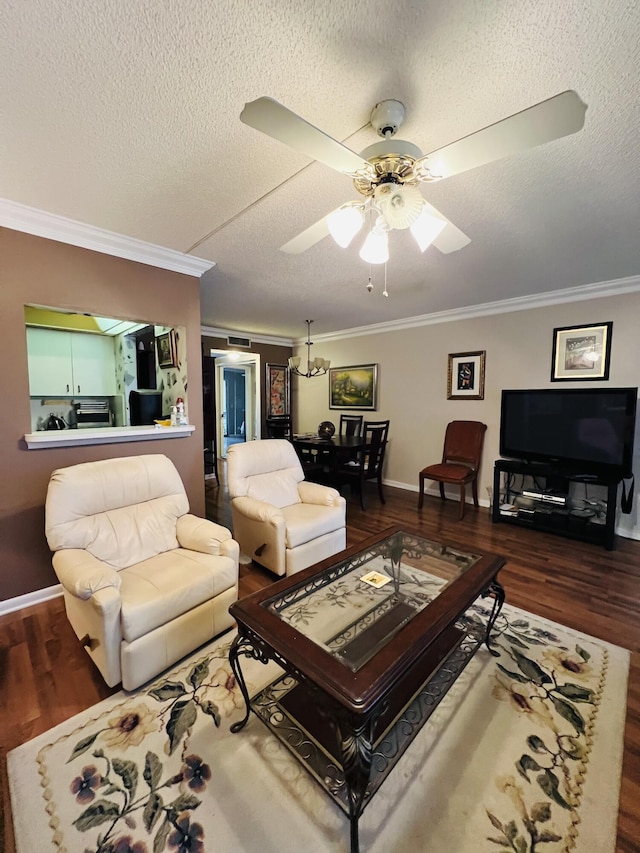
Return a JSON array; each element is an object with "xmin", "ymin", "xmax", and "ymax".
[
  {"xmin": 288, "ymin": 356, "xmax": 301, "ymax": 369},
  {"xmin": 410, "ymin": 205, "xmax": 447, "ymax": 251},
  {"xmin": 327, "ymin": 204, "xmax": 365, "ymax": 248},
  {"xmin": 359, "ymin": 228, "xmax": 389, "ymax": 264}
]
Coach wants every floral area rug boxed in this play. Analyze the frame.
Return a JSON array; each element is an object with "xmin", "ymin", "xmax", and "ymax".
[{"xmin": 7, "ymin": 600, "xmax": 629, "ymax": 853}]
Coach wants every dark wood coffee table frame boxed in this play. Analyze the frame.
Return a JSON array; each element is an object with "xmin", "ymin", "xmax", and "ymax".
[{"xmin": 229, "ymin": 526, "xmax": 505, "ymax": 853}]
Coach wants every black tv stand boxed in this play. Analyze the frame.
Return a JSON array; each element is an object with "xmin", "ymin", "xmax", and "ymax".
[{"xmin": 492, "ymin": 459, "xmax": 621, "ymax": 550}]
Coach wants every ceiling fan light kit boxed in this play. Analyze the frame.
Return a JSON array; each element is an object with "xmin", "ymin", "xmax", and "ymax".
[
  {"xmin": 359, "ymin": 225, "xmax": 389, "ymax": 265},
  {"xmin": 326, "ymin": 202, "xmax": 365, "ymax": 248},
  {"xmin": 241, "ymin": 90, "xmax": 587, "ymax": 286}
]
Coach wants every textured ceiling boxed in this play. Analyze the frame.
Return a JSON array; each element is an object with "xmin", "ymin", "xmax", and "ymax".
[{"xmin": 2, "ymin": 0, "xmax": 639, "ymax": 338}]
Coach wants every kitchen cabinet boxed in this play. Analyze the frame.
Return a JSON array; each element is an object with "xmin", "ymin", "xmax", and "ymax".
[{"xmin": 27, "ymin": 327, "xmax": 117, "ymax": 396}]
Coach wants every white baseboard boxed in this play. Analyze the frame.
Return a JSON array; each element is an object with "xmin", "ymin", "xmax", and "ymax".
[
  {"xmin": 0, "ymin": 584, "xmax": 62, "ymax": 617},
  {"xmin": 384, "ymin": 478, "xmax": 491, "ymax": 508}
]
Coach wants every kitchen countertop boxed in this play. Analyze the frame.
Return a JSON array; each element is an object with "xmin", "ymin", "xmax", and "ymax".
[{"xmin": 24, "ymin": 424, "xmax": 195, "ymax": 449}]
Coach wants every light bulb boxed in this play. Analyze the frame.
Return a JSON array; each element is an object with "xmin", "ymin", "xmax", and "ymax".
[
  {"xmin": 359, "ymin": 228, "xmax": 389, "ymax": 264},
  {"xmin": 327, "ymin": 204, "xmax": 364, "ymax": 248}
]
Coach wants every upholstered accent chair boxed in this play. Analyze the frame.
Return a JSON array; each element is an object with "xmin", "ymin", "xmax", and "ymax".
[
  {"xmin": 418, "ymin": 420, "xmax": 487, "ymax": 520},
  {"xmin": 227, "ymin": 439, "xmax": 346, "ymax": 577},
  {"xmin": 45, "ymin": 454, "xmax": 239, "ymax": 690}
]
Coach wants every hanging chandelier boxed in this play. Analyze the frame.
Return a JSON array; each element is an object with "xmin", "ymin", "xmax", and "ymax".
[{"xmin": 288, "ymin": 320, "xmax": 330, "ymax": 378}]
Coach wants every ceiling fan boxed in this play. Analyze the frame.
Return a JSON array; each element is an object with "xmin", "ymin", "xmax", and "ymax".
[{"xmin": 240, "ymin": 91, "xmax": 587, "ymax": 263}]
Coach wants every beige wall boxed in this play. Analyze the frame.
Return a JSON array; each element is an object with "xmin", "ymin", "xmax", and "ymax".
[
  {"xmin": 0, "ymin": 227, "xmax": 206, "ymax": 601},
  {"xmin": 292, "ymin": 291, "xmax": 640, "ymax": 540}
]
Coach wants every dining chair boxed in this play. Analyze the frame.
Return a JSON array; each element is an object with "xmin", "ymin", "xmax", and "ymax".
[
  {"xmin": 339, "ymin": 414, "xmax": 363, "ymax": 437},
  {"xmin": 417, "ymin": 420, "xmax": 487, "ymax": 520},
  {"xmin": 336, "ymin": 419, "xmax": 390, "ymax": 509},
  {"xmin": 266, "ymin": 417, "xmax": 292, "ymax": 439}
]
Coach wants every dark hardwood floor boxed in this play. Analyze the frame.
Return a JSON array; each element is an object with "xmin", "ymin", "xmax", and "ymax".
[{"xmin": 1, "ymin": 473, "xmax": 639, "ymax": 852}]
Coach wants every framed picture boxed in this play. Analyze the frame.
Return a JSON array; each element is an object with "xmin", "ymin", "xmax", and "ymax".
[
  {"xmin": 447, "ymin": 351, "xmax": 486, "ymax": 400},
  {"xmin": 551, "ymin": 322, "xmax": 613, "ymax": 381},
  {"xmin": 156, "ymin": 330, "xmax": 177, "ymax": 369},
  {"xmin": 329, "ymin": 364, "xmax": 378, "ymax": 410},
  {"xmin": 266, "ymin": 363, "xmax": 290, "ymax": 418}
]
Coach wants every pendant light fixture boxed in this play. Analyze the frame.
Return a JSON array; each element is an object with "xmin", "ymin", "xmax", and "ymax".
[{"xmin": 288, "ymin": 320, "xmax": 330, "ymax": 377}]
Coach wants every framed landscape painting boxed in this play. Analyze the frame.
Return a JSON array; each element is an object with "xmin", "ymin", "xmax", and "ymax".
[
  {"xmin": 329, "ymin": 364, "xmax": 378, "ymax": 410},
  {"xmin": 551, "ymin": 322, "xmax": 612, "ymax": 381},
  {"xmin": 447, "ymin": 351, "xmax": 486, "ymax": 400}
]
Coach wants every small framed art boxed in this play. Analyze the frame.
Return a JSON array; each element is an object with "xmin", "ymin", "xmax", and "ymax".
[
  {"xmin": 329, "ymin": 364, "xmax": 378, "ymax": 410},
  {"xmin": 447, "ymin": 351, "xmax": 486, "ymax": 400},
  {"xmin": 156, "ymin": 330, "xmax": 177, "ymax": 369},
  {"xmin": 551, "ymin": 322, "xmax": 612, "ymax": 381}
]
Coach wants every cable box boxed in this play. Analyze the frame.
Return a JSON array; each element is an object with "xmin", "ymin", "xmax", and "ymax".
[{"xmin": 522, "ymin": 489, "xmax": 567, "ymax": 506}]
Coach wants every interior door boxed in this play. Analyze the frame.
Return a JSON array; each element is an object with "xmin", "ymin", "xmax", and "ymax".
[{"xmin": 211, "ymin": 351, "xmax": 261, "ymax": 458}]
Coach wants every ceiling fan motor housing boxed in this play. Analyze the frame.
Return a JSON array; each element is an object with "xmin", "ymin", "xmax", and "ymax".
[
  {"xmin": 354, "ymin": 138, "xmax": 423, "ymax": 197},
  {"xmin": 370, "ymin": 99, "xmax": 406, "ymax": 137}
]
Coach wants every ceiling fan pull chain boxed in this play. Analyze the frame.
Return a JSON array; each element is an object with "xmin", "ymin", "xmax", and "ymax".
[
  {"xmin": 366, "ymin": 262, "xmax": 373, "ymax": 292},
  {"xmin": 383, "ymin": 262, "xmax": 389, "ymax": 298}
]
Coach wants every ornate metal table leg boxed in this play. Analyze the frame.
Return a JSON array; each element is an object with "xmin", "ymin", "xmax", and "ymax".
[
  {"xmin": 229, "ymin": 632, "xmax": 255, "ymax": 733},
  {"xmin": 482, "ymin": 578, "xmax": 505, "ymax": 656},
  {"xmin": 335, "ymin": 711, "xmax": 377, "ymax": 853}
]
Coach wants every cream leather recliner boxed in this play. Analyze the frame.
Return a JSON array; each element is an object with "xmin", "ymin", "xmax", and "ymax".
[
  {"xmin": 227, "ymin": 439, "xmax": 346, "ymax": 577},
  {"xmin": 45, "ymin": 454, "xmax": 239, "ymax": 690}
]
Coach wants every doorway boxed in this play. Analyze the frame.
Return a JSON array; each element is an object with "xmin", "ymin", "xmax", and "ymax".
[{"xmin": 210, "ymin": 351, "xmax": 261, "ymax": 458}]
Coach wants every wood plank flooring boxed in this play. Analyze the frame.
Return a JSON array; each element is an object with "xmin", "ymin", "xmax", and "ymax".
[{"xmin": 1, "ymin": 474, "xmax": 639, "ymax": 852}]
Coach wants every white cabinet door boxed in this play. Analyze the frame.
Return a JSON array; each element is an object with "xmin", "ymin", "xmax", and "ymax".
[
  {"xmin": 27, "ymin": 328, "xmax": 117, "ymax": 397},
  {"xmin": 26, "ymin": 328, "xmax": 74, "ymax": 396},
  {"xmin": 70, "ymin": 333, "xmax": 116, "ymax": 396}
]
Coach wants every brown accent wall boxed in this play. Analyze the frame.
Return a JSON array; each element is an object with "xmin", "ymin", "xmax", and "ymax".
[
  {"xmin": 0, "ymin": 228, "xmax": 206, "ymax": 601},
  {"xmin": 201, "ymin": 335, "xmax": 292, "ymax": 434}
]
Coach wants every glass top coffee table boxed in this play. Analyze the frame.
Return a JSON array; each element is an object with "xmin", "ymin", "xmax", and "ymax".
[{"xmin": 229, "ymin": 526, "xmax": 505, "ymax": 853}]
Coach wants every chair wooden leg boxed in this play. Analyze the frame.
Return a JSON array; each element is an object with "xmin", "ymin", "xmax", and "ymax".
[
  {"xmin": 459, "ymin": 485, "xmax": 466, "ymax": 520},
  {"xmin": 418, "ymin": 473, "xmax": 425, "ymax": 509},
  {"xmin": 359, "ymin": 479, "xmax": 366, "ymax": 510},
  {"xmin": 439, "ymin": 483, "xmax": 446, "ymax": 502},
  {"xmin": 377, "ymin": 474, "xmax": 385, "ymax": 505},
  {"xmin": 472, "ymin": 478, "xmax": 479, "ymax": 506}
]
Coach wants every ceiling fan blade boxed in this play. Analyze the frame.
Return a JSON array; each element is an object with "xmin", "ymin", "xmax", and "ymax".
[
  {"xmin": 241, "ymin": 97, "xmax": 374, "ymax": 178},
  {"xmin": 280, "ymin": 214, "xmax": 330, "ymax": 254},
  {"xmin": 421, "ymin": 202, "xmax": 471, "ymax": 253},
  {"xmin": 416, "ymin": 90, "xmax": 587, "ymax": 181}
]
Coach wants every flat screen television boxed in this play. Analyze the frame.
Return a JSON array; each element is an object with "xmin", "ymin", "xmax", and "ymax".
[{"xmin": 499, "ymin": 387, "xmax": 637, "ymax": 479}]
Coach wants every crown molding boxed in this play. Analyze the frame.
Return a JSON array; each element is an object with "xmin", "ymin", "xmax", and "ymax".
[
  {"xmin": 0, "ymin": 198, "xmax": 214, "ymax": 277},
  {"xmin": 308, "ymin": 275, "xmax": 640, "ymax": 343},
  {"xmin": 201, "ymin": 324, "xmax": 294, "ymax": 347}
]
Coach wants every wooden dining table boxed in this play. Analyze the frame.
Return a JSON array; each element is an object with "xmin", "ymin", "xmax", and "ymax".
[{"xmin": 291, "ymin": 434, "xmax": 364, "ymax": 477}]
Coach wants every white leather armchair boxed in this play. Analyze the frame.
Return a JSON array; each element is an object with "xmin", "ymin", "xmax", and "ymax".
[
  {"xmin": 45, "ymin": 454, "xmax": 239, "ymax": 690},
  {"xmin": 227, "ymin": 440, "xmax": 346, "ymax": 576}
]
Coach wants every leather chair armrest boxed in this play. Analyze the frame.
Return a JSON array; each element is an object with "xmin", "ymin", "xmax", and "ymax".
[
  {"xmin": 231, "ymin": 496, "xmax": 286, "ymax": 523},
  {"xmin": 298, "ymin": 480, "xmax": 344, "ymax": 507},
  {"xmin": 52, "ymin": 549, "xmax": 121, "ymax": 601},
  {"xmin": 176, "ymin": 514, "xmax": 235, "ymax": 556}
]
